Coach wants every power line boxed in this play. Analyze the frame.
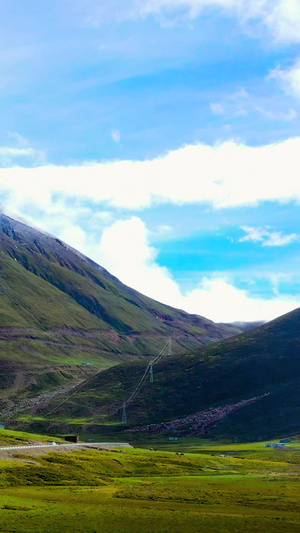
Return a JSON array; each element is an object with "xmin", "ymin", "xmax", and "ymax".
[
  {"xmin": 44, "ymin": 368, "xmax": 104, "ymax": 416},
  {"xmin": 120, "ymin": 338, "xmax": 172, "ymax": 424},
  {"xmin": 123, "ymin": 339, "xmax": 169, "ymax": 407},
  {"xmin": 122, "ymin": 403, "xmax": 127, "ymax": 425},
  {"xmin": 149, "ymin": 364, "xmax": 153, "ymax": 383}
]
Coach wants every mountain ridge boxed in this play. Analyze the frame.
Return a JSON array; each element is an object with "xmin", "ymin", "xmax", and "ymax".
[{"xmin": 0, "ymin": 212, "xmax": 237, "ymax": 400}]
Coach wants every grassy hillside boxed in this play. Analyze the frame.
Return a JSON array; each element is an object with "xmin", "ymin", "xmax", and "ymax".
[
  {"xmin": 26, "ymin": 308, "xmax": 300, "ymax": 440},
  {"xmin": 0, "ymin": 213, "xmax": 234, "ymax": 350}
]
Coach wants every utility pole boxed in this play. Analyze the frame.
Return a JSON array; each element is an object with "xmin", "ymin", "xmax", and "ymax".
[
  {"xmin": 120, "ymin": 339, "xmax": 172, "ymax": 422},
  {"xmin": 149, "ymin": 364, "xmax": 154, "ymax": 383},
  {"xmin": 122, "ymin": 403, "xmax": 127, "ymax": 425}
]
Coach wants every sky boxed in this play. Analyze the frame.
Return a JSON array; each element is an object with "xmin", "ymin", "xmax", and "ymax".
[{"xmin": 1, "ymin": 0, "xmax": 300, "ymax": 323}]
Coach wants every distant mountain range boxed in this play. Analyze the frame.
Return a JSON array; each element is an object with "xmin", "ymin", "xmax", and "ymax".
[
  {"xmin": 0, "ymin": 212, "xmax": 236, "ymax": 401},
  {"xmin": 218, "ymin": 321, "xmax": 265, "ymax": 332}
]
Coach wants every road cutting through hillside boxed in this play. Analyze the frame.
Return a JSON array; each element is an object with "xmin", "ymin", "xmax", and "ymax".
[
  {"xmin": 0, "ymin": 442, "xmax": 132, "ymax": 462},
  {"xmin": 0, "ymin": 442, "xmax": 131, "ymax": 451}
]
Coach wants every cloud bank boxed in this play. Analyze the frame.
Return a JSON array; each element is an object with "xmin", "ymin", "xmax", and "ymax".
[
  {"xmin": 1, "ymin": 137, "xmax": 300, "ymax": 213},
  {"xmin": 93, "ymin": 217, "xmax": 300, "ymax": 322},
  {"xmin": 1, "ymin": 137, "xmax": 300, "ymax": 322}
]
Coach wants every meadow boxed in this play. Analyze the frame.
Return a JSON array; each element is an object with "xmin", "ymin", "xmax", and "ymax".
[{"xmin": 0, "ymin": 431, "xmax": 299, "ymax": 532}]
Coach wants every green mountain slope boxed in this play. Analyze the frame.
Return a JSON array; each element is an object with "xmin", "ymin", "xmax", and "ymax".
[
  {"xmin": 30, "ymin": 308, "xmax": 300, "ymax": 440},
  {"xmin": 0, "ymin": 212, "xmax": 235, "ymax": 399}
]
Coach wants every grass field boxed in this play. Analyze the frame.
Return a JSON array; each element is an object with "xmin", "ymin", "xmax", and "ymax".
[
  {"xmin": 0, "ymin": 430, "xmax": 299, "ymax": 532},
  {"xmin": 1, "ymin": 478, "xmax": 299, "ymax": 533}
]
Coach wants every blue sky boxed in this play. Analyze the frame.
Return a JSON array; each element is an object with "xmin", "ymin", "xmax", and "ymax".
[{"xmin": 1, "ymin": 0, "xmax": 300, "ymax": 322}]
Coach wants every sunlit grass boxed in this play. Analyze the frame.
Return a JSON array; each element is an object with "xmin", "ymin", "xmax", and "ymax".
[{"xmin": 0, "ymin": 429, "xmax": 299, "ymax": 531}]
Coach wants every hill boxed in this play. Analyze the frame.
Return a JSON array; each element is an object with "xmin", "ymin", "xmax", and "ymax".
[
  {"xmin": 26, "ymin": 307, "xmax": 300, "ymax": 440},
  {"xmin": 218, "ymin": 321, "xmax": 265, "ymax": 332},
  {"xmin": 0, "ymin": 212, "xmax": 235, "ymax": 400}
]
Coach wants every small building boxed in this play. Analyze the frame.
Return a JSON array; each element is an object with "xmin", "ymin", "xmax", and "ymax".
[
  {"xmin": 280, "ymin": 439, "xmax": 291, "ymax": 443},
  {"xmin": 265, "ymin": 443, "xmax": 287, "ymax": 448},
  {"xmin": 62, "ymin": 435, "xmax": 80, "ymax": 443},
  {"xmin": 169, "ymin": 437, "xmax": 178, "ymax": 441}
]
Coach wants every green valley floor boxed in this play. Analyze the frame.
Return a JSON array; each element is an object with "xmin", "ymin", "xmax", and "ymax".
[{"xmin": 0, "ymin": 431, "xmax": 299, "ymax": 532}]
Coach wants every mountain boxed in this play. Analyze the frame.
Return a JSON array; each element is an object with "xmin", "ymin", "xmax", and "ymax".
[
  {"xmin": 29, "ymin": 307, "xmax": 300, "ymax": 440},
  {"xmin": 218, "ymin": 321, "xmax": 265, "ymax": 332},
  {"xmin": 0, "ymin": 212, "xmax": 236, "ymax": 400}
]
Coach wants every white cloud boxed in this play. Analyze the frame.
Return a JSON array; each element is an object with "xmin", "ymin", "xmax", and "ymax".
[
  {"xmin": 93, "ymin": 211, "xmax": 114, "ymax": 223},
  {"xmin": 268, "ymin": 58, "xmax": 300, "ymax": 99},
  {"xmin": 156, "ymin": 224, "xmax": 173, "ymax": 234},
  {"xmin": 83, "ymin": 1, "xmax": 300, "ymax": 44},
  {"xmin": 210, "ymin": 102, "xmax": 225, "ymax": 115},
  {"xmin": 229, "ymin": 87, "xmax": 250, "ymax": 116},
  {"xmin": 59, "ymin": 224, "xmax": 88, "ymax": 252},
  {"xmin": 78, "ymin": 216, "xmax": 300, "ymax": 322},
  {"xmin": 0, "ymin": 146, "xmax": 45, "ymax": 167},
  {"xmin": 255, "ymin": 106, "xmax": 297, "ymax": 121},
  {"xmin": 214, "ymin": 86, "xmax": 296, "ymax": 122},
  {"xmin": 183, "ymin": 277, "xmax": 299, "ymax": 322},
  {"xmin": 0, "ymin": 133, "xmax": 46, "ymax": 167},
  {"xmin": 95, "ymin": 217, "xmax": 184, "ymax": 304},
  {"xmin": 133, "ymin": 0, "xmax": 300, "ymax": 44},
  {"xmin": 2, "ymin": 137, "xmax": 300, "ymax": 214},
  {"xmin": 239, "ymin": 226, "xmax": 298, "ymax": 246},
  {"xmin": 111, "ymin": 129, "xmax": 121, "ymax": 142},
  {"xmin": 7, "ymin": 132, "xmax": 30, "ymax": 147},
  {"xmin": 0, "ymin": 146, "xmax": 35, "ymax": 158}
]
